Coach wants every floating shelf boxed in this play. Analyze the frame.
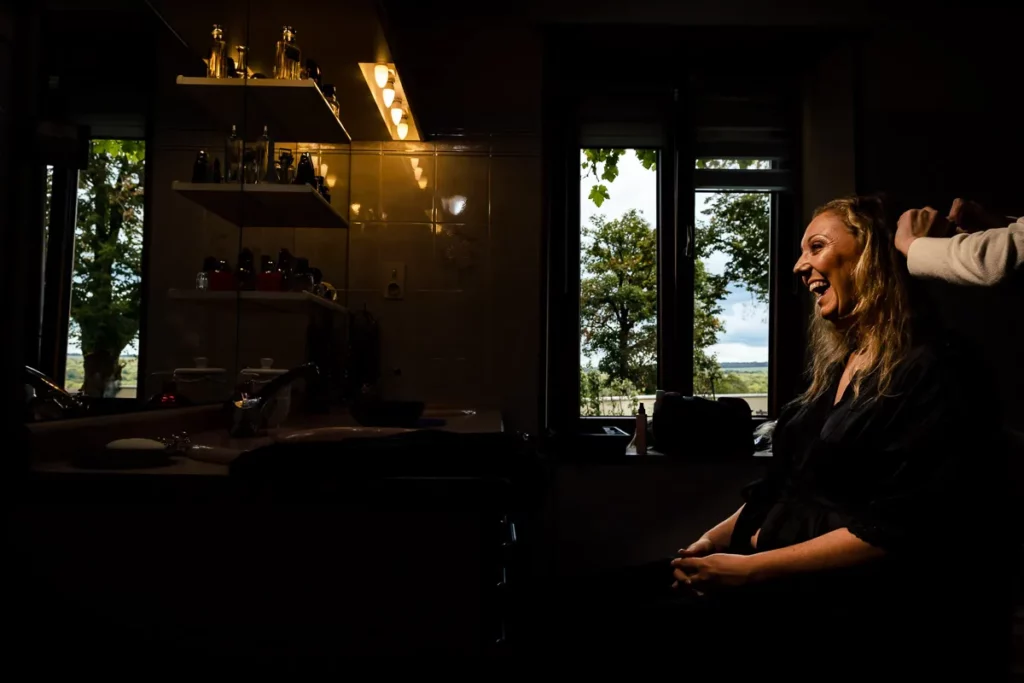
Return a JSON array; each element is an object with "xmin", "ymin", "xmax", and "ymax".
[
  {"xmin": 176, "ymin": 76, "xmax": 352, "ymax": 144},
  {"xmin": 172, "ymin": 181, "xmax": 348, "ymax": 229},
  {"xmin": 168, "ymin": 289, "xmax": 347, "ymax": 316}
]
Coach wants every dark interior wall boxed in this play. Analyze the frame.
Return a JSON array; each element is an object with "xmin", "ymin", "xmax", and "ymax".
[{"xmin": 855, "ymin": 20, "xmax": 1024, "ymax": 215}]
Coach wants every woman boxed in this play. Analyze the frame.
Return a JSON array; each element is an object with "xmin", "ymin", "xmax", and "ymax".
[{"xmin": 670, "ymin": 196, "xmax": 1004, "ymax": 672}]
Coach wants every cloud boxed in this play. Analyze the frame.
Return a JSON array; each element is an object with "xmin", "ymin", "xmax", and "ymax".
[{"xmin": 707, "ymin": 343, "xmax": 769, "ymax": 363}]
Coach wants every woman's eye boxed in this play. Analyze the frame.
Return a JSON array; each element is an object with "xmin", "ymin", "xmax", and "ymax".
[{"xmin": 810, "ymin": 242, "xmax": 824, "ymax": 253}]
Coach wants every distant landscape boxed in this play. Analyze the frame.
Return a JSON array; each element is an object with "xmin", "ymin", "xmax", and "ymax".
[{"xmin": 64, "ymin": 354, "xmax": 138, "ymax": 392}]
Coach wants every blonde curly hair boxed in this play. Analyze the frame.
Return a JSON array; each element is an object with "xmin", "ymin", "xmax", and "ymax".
[{"xmin": 800, "ymin": 196, "xmax": 916, "ymax": 404}]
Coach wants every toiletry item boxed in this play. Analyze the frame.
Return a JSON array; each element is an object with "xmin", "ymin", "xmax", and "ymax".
[
  {"xmin": 191, "ymin": 150, "xmax": 210, "ymax": 183},
  {"xmin": 293, "ymin": 152, "xmax": 315, "ymax": 186},
  {"xmin": 225, "ymin": 124, "xmax": 243, "ymax": 182},
  {"xmin": 253, "ymin": 126, "xmax": 270, "ymax": 183},
  {"xmin": 195, "ymin": 271, "xmax": 209, "ymax": 290},
  {"xmin": 291, "ymin": 257, "xmax": 314, "ymax": 292},
  {"xmin": 237, "ymin": 248, "xmax": 256, "ymax": 290},
  {"xmin": 276, "ymin": 248, "xmax": 294, "ymax": 291},
  {"xmin": 263, "ymin": 137, "xmax": 278, "ymax": 183},
  {"xmin": 278, "ymin": 148, "xmax": 294, "ymax": 184},
  {"xmin": 207, "ymin": 25, "xmax": 227, "ymax": 78},
  {"xmin": 208, "ymin": 259, "xmax": 235, "ymax": 291},
  {"xmin": 635, "ymin": 403, "xmax": 648, "ymax": 455},
  {"xmin": 322, "ymin": 84, "xmax": 340, "ymax": 117},
  {"xmin": 256, "ymin": 255, "xmax": 282, "ymax": 291},
  {"xmin": 234, "ymin": 45, "xmax": 248, "ymax": 78},
  {"xmin": 304, "ymin": 58, "xmax": 322, "ymax": 89},
  {"xmin": 274, "ymin": 26, "xmax": 301, "ymax": 80},
  {"xmin": 242, "ymin": 147, "xmax": 258, "ymax": 184},
  {"xmin": 211, "ymin": 157, "xmax": 222, "ymax": 183}
]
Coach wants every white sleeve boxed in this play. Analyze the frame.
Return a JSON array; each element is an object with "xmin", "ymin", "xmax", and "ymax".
[{"xmin": 907, "ymin": 220, "xmax": 1024, "ymax": 286}]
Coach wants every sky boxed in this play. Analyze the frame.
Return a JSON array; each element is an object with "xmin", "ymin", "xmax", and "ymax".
[{"xmin": 579, "ymin": 151, "xmax": 770, "ymax": 366}]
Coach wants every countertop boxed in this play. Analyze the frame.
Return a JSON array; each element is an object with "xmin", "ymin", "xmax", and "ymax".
[{"xmin": 32, "ymin": 408, "xmax": 503, "ymax": 477}]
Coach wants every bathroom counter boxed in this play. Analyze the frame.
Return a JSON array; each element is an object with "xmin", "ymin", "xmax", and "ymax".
[{"xmin": 31, "ymin": 409, "xmax": 504, "ymax": 477}]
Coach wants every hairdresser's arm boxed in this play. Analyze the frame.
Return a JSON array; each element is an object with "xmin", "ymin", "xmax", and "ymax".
[
  {"xmin": 908, "ymin": 220, "xmax": 1024, "ymax": 286},
  {"xmin": 672, "ymin": 528, "xmax": 884, "ymax": 587}
]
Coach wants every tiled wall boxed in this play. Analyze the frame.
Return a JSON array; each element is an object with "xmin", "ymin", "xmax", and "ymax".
[{"xmin": 345, "ymin": 140, "xmax": 542, "ymax": 433}]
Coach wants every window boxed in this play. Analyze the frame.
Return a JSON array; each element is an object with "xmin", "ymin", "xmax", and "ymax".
[
  {"xmin": 64, "ymin": 139, "xmax": 145, "ymax": 398},
  {"xmin": 579, "ymin": 149, "xmax": 658, "ymax": 416}
]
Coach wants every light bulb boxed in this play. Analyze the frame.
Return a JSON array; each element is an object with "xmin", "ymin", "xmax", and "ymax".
[
  {"xmin": 414, "ymin": 166, "xmax": 423, "ymax": 181},
  {"xmin": 326, "ymin": 174, "xmax": 336, "ymax": 188},
  {"xmin": 320, "ymin": 163, "xmax": 328, "ymax": 176},
  {"xmin": 390, "ymin": 99, "xmax": 404, "ymax": 125},
  {"xmin": 397, "ymin": 114, "xmax": 409, "ymax": 140},
  {"xmin": 373, "ymin": 64, "xmax": 390, "ymax": 88},
  {"xmin": 382, "ymin": 77, "xmax": 396, "ymax": 108},
  {"xmin": 410, "ymin": 157, "xmax": 419, "ymax": 169},
  {"xmin": 418, "ymin": 177, "xmax": 428, "ymax": 190},
  {"xmin": 350, "ymin": 203, "xmax": 361, "ymax": 216}
]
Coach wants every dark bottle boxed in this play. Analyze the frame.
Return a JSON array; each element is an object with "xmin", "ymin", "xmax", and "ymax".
[
  {"xmin": 192, "ymin": 150, "xmax": 210, "ymax": 183},
  {"xmin": 208, "ymin": 258, "xmax": 235, "ymax": 291},
  {"xmin": 278, "ymin": 148, "xmax": 294, "ymax": 184},
  {"xmin": 276, "ymin": 248, "xmax": 294, "ymax": 291},
  {"xmin": 293, "ymin": 152, "xmax": 316, "ymax": 186},
  {"xmin": 305, "ymin": 58, "xmax": 322, "ymax": 90},
  {"xmin": 237, "ymin": 248, "xmax": 256, "ymax": 290},
  {"xmin": 291, "ymin": 257, "xmax": 314, "ymax": 292},
  {"xmin": 256, "ymin": 255, "xmax": 281, "ymax": 291}
]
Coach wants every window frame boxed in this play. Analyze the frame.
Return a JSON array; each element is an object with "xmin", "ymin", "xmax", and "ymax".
[{"xmin": 543, "ymin": 76, "xmax": 802, "ymax": 436}]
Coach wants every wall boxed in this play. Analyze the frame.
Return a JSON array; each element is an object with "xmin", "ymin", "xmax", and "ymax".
[{"xmin": 345, "ymin": 140, "xmax": 542, "ymax": 433}]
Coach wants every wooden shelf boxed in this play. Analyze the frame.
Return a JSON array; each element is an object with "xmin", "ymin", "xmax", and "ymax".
[
  {"xmin": 176, "ymin": 76, "xmax": 351, "ymax": 144},
  {"xmin": 168, "ymin": 289, "xmax": 347, "ymax": 316},
  {"xmin": 172, "ymin": 181, "xmax": 348, "ymax": 229}
]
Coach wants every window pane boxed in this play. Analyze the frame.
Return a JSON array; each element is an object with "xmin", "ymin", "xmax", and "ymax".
[
  {"xmin": 695, "ymin": 158, "xmax": 773, "ymax": 170},
  {"xmin": 579, "ymin": 148, "xmax": 658, "ymax": 416},
  {"xmin": 693, "ymin": 189, "xmax": 771, "ymax": 416},
  {"xmin": 67, "ymin": 140, "xmax": 145, "ymax": 399}
]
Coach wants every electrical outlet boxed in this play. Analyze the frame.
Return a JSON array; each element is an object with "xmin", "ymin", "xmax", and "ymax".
[{"xmin": 382, "ymin": 261, "xmax": 405, "ymax": 299}]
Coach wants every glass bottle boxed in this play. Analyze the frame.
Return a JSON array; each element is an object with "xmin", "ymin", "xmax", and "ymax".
[
  {"xmin": 288, "ymin": 30, "xmax": 302, "ymax": 79},
  {"xmin": 253, "ymin": 125, "xmax": 270, "ymax": 184},
  {"xmin": 191, "ymin": 150, "xmax": 210, "ymax": 183},
  {"xmin": 234, "ymin": 45, "xmax": 248, "ymax": 78},
  {"xmin": 322, "ymin": 84, "xmax": 340, "ymax": 118},
  {"xmin": 225, "ymin": 124, "xmax": 243, "ymax": 182},
  {"xmin": 278, "ymin": 148, "xmax": 294, "ymax": 184},
  {"xmin": 274, "ymin": 26, "xmax": 301, "ymax": 80},
  {"xmin": 208, "ymin": 25, "xmax": 226, "ymax": 78},
  {"xmin": 293, "ymin": 152, "xmax": 316, "ymax": 186}
]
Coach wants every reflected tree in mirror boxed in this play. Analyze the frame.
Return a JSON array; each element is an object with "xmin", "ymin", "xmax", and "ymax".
[{"xmin": 72, "ymin": 139, "xmax": 145, "ymax": 397}]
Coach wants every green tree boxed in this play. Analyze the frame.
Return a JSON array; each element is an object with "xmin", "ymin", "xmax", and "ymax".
[
  {"xmin": 580, "ymin": 209, "xmax": 658, "ymax": 392},
  {"xmin": 72, "ymin": 140, "xmax": 145, "ymax": 396},
  {"xmin": 580, "ymin": 152, "xmax": 770, "ymax": 400}
]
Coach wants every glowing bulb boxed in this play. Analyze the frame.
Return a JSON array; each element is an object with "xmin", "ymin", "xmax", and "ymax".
[
  {"xmin": 410, "ymin": 158, "xmax": 419, "ymax": 170},
  {"xmin": 397, "ymin": 114, "xmax": 409, "ymax": 140},
  {"xmin": 390, "ymin": 99, "xmax": 404, "ymax": 125},
  {"xmin": 326, "ymin": 174, "xmax": 336, "ymax": 188},
  {"xmin": 350, "ymin": 203, "xmax": 361, "ymax": 216},
  {"xmin": 414, "ymin": 167, "xmax": 423, "ymax": 181},
  {"xmin": 320, "ymin": 163, "xmax": 328, "ymax": 176},
  {"xmin": 373, "ymin": 64, "xmax": 390, "ymax": 88},
  {"xmin": 382, "ymin": 77, "xmax": 396, "ymax": 108},
  {"xmin": 418, "ymin": 177, "xmax": 428, "ymax": 190},
  {"xmin": 448, "ymin": 195, "xmax": 467, "ymax": 216}
]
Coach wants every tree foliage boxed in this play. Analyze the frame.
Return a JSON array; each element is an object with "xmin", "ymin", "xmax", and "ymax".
[
  {"xmin": 580, "ymin": 151, "xmax": 770, "ymax": 404},
  {"xmin": 580, "ymin": 209, "xmax": 658, "ymax": 392},
  {"xmin": 71, "ymin": 139, "xmax": 145, "ymax": 395}
]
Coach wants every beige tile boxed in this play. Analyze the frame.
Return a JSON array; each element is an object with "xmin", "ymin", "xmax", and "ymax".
[
  {"xmin": 433, "ymin": 223, "xmax": 490, "ymax": 292},
  {"xmin": 382, "ymin": 141, "xmax": 434, "ymax": 154},
  {"xmin": 349, "ymin": 153, "xmax": 381, "ymax": 222},
  {"xmin": 436, "ymin": 155, "xmax": 489, "ymax": 224},
  {"xmin": 346, "ymin": 223, "xmax": 380, "ymax": 291},
  {"xmin": 318, "ymin": 150, "xmax": 350, "ymax": 212},
  {"xmin": 490, "ymin": 155, "xmax": 542, "ymax": 228},
  {"xmin": 381, "ymin": 155, "xmax": 435, "ymax": 223},
  {"xmin": 293, "ymin": 228, "xmax": 348, "ymax": 287},
  {"xmin": 351, "ymin": 141, "xmax": 382, "ymax": 152},
  {"xmin": 378, "ymin": 222, "xmax": 436, "ymax": 291}
]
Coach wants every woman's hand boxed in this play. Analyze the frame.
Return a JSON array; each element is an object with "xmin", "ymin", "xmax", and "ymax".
[
  {"xmin": 671, "ymin": 553, "xmax": 758, "ymax": 589},
  {"xmin": 677, "ymin": 537, "xmax": 716, "ymax": 558}
]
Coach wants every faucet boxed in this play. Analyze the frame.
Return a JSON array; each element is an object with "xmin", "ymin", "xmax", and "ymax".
[{"xmin": 230, "ymin": 362, "xmax": 320, "ymax": 438}]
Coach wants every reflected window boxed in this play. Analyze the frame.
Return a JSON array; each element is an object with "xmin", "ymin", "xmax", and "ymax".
[{"xmin": 67, "ymin": 139, "xmax": 145, "ymax": 398}]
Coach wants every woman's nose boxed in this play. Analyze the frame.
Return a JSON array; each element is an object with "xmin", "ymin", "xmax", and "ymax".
[{"xmin": 793, "ymin": 253, "xmax": 809, "ymax": 275}]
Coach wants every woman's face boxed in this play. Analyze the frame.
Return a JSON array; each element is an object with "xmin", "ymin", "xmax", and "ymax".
[{"xmin": 793, "ymin": 212, "xmax": 863, "ymax": 325}]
